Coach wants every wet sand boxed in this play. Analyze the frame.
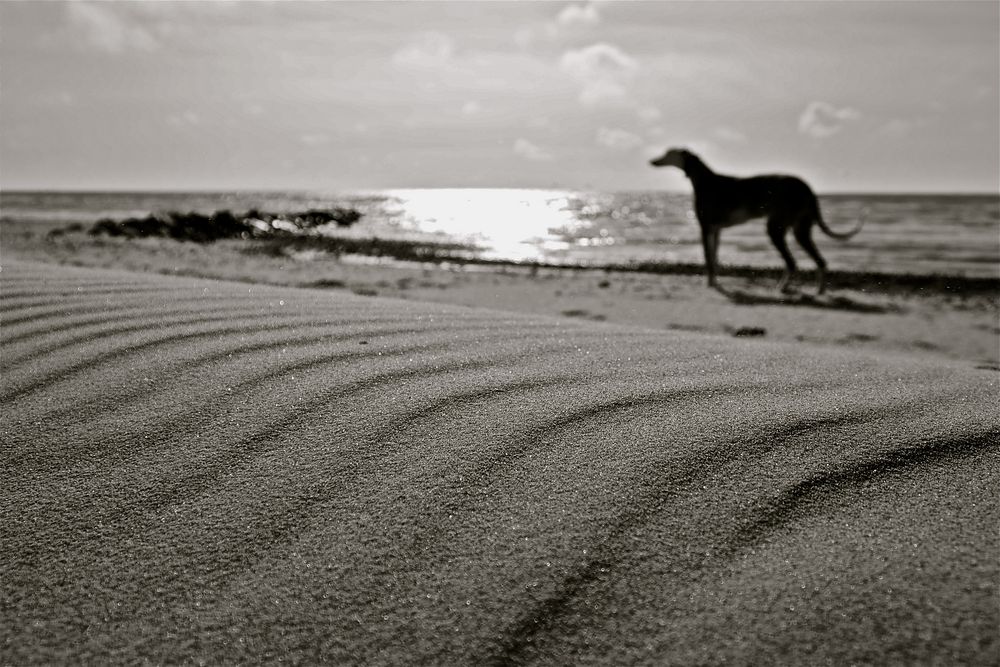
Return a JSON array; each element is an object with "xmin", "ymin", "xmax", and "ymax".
[{"xmin": 2, "ymin": 259, "xmax": 997, "ymax": 664}]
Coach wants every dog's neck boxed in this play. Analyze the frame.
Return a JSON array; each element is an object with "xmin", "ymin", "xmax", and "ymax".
[{"xmin": 681, "ymin": 153, "xmax": 715, "ymax": 183}]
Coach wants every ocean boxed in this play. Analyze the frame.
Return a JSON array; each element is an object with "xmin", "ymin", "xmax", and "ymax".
[{"xmin": 2, "ymin": 189, "xmax": 998, "ymax": 278}]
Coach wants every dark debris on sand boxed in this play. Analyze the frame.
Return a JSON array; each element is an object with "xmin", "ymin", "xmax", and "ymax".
[
  {"xmin": 58, "ymin": 207, "xmax": 480, "ymax": 264},
  {"xmin": 81, "ymin": 207, "xmax": 363, "ymax": 243}
]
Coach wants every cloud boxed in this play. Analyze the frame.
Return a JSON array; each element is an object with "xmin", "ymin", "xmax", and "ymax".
[
  {"xmin": 560, "ymin": 42, "xmax": 638, "ymax": 80},
  {"xmin": 596, "ymin": 127, "xmax": 643, "ymax": 151},
  {"xmin": 798, "ymin": 101, "xmax": 861, "ymax": 138},
  {"xmin": 515, "ymin": 2, "xmax": 600, "ymax": 49},
  {"xmin": 392, "ymin": 32, "xmax": 455, "ymax": 69},
  {"xmin": 66, "ymin": 1, "xmax": 159, "ymax": 53},
  {"xmin": 560, "ymin": 42, "xmax": 639, "ymax": 108},
  {"xmin": 557, "ymin": 4, "xmax": 600, "ymax": 27},
  {"xmin": 513, "ymin": 138, "xmax": 553, "ymax": 161}
]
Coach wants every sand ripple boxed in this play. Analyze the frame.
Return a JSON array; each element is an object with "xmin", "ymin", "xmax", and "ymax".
[{"xmin": 3, "ymin": 260, "xmax": 997, "ymax": 665}]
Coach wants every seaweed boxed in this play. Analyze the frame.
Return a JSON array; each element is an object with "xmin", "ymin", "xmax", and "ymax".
[{"xmin": 84, "ymin": 206, "xmax": 364, "ymax": 243}]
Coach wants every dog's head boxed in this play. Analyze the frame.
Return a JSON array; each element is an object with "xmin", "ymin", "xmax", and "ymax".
[{"xmin": 649, "ymin": 147, "xmax": 690, "ymax": 169}]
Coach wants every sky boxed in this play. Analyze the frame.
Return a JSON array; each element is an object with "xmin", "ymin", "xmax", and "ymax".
[{"xmin": 1, "ymin": 1, "xmax": 998, "ymax": 193}]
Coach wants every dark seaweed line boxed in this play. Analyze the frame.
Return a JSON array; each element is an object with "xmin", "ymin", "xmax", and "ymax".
[{"xmin": 427, "ymin": 258, "xmax": 1000, "ymax": 296}]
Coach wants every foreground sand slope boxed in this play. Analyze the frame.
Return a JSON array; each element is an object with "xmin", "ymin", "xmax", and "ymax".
[{"xmin": 2, "ymin": 260, "xmax": 997, "ymax": 665}]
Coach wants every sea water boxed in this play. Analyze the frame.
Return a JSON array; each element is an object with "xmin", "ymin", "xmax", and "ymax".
[{"xmin": 2, "ymin": 189, "xmax": 998, "ymax": 278}]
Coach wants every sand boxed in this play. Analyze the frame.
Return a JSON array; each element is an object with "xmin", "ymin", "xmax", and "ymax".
[
  {"xmin": 2, "ymin": 258, "xmax": 997, "ymax": 665},
  {"xmin": 5, "ymin": 220, "xmax": 999, "ymax": 369}
]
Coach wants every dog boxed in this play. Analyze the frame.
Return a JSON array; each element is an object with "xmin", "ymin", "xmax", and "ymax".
[{"xmin": 650, "ymin": 148, "xmax": 864, "ymax": 294}]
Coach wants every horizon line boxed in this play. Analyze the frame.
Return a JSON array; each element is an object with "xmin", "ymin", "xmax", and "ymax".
[{"xmin": 2, "ymin": 186, "xmax": 998, "ymax": 197}]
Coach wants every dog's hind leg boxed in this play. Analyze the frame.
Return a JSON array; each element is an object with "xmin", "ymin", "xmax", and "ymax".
[
  {"xmin": 793, "ymin": 221, "xmax": 828, "ymax": 294},
  {"xmin": 767, "ymin": 216, "xmax": 797, "ymax": 293}
]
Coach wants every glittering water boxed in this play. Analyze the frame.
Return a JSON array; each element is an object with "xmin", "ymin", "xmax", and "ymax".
[{"xmin": 2, "ymin": 189, "xmax": 998, "ymax": 277}]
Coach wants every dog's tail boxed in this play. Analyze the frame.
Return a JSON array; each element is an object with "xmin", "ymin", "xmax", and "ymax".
[{"xmin": 816, "ymin": 203, "xmax": 866, "ymax": 240}]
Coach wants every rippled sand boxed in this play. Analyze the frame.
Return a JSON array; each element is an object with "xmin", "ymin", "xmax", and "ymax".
[{"xmin": 3, "ymin": 260, "xmax": 997, "ymax": 664}]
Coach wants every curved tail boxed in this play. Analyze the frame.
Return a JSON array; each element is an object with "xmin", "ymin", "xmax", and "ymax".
[{"xmin": 816, "ymin": 204, "xmax": 866, "ymax": 240}]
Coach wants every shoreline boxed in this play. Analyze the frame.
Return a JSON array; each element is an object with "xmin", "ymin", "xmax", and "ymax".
[
  {"xmin": 4, "ymin": 219, "xmax": 998, "ymax": 369},
  {"xmin": 6, "ymin": 217, "xmax": 999, "ymax": 294}
]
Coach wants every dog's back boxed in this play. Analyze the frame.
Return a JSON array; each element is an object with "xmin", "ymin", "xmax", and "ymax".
[{"xmin": 697, "ymin": 173, "xmax": 818, "ymax": 226}]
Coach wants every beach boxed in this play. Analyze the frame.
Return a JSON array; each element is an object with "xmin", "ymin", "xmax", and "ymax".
[
  {"xmin": 5, "ymin": 218, "xmax": 999, "ymax": 369},
  {"xmin": 2, "ymin": 243, "xmax": 998, "ymax": 664},
  {"xmin": 4, "ymin": 0, "xmax": 999, "ymax": 661}
]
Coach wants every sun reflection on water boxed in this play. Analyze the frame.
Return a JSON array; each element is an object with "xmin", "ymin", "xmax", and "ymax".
[{"xmin": 384, "ymin": 188, "xmax": 582, "ymax": 261}]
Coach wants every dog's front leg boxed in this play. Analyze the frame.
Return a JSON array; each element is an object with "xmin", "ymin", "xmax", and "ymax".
[
  {"xmin": 700, "ymin": 226, "xmax": 719, "ymax": 288},
  {"xmin": 710, "ymin": 228, "xmax": 721, "ymax": 275}
]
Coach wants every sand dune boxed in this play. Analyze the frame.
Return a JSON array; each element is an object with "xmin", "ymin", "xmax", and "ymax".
[{"xmin": 2, "ymin": 260, "xmax": 997, "ymax": 665}]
